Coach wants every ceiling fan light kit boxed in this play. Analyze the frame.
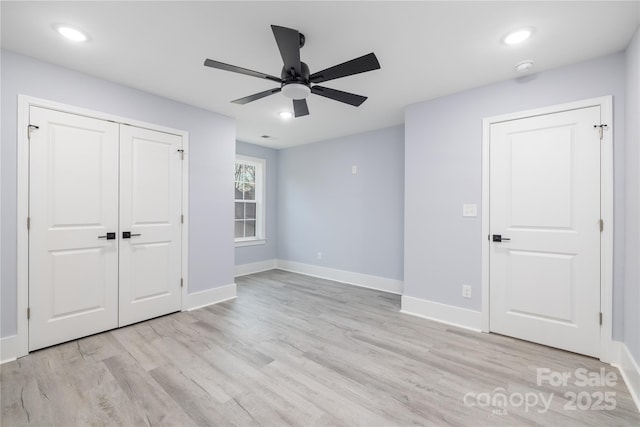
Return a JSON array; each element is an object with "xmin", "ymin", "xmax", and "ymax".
[
  {"xmin": 204, "ymin": 25, "xmax": 381, "ymax": 118},
  {"xmin": 282, "ymin": 83, "xmax": 311, "ymax": 100}
]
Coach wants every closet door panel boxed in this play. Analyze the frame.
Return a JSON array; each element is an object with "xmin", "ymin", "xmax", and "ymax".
[
  {"xmin": 28, "ymin": 106, "xmax": 119, "ymax": 351},
  {"xmin": 119, "ymin": 125, "xmax": 182, "ymax": 327}
]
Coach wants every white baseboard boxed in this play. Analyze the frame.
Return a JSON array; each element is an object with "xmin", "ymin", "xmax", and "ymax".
[
  {"xmin": 612, "ymin": 341, "xmax": 640, "ymax": 413},
  {"xmin": 186, "ymin": 283, "xmax": 237, "ymax": 311},
  {"xmin": 400, "ymin": 295, "xmax": 482, "ymax": 332},
  {"xmin": 276, "ymin": 259, "xmax": 403, "ymax": 294},
  {"xmin": 235, "ymin": 259, "xmax": 278, "ymax": 277},
  {"xmin": 1, "ymin": 335, "xmax": 18, "ymax": 364}
]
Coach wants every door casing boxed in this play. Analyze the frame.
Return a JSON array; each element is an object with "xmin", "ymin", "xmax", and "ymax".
[
  {"xmin": 16, "ymin": 95, "xmax": 190, "ymax": 358},
  {"xmin": 481, "ymin": 96, "xmax": 614, "ymax": 362}
]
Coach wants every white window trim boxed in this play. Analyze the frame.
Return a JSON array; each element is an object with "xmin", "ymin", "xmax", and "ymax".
[
  {"xmin": 235, "ymin": 239, "xmax": 266, "ymax": 247},
  {"xmin": 235, "ymin": 155, "xmax": 266, "ymax": 246}
]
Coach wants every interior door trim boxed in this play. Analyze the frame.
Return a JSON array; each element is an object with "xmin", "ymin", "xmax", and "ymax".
[
  {"xmin": 480, "ymin": 96, "xmax": 613, "ymax": 362},
  {"xmin": 16, "ymin": 95, "xmax": 190, "ymax": 359}
]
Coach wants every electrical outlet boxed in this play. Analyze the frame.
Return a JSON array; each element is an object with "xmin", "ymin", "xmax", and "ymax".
[
  {"xmin": 317, "ymin": 252, "xmax": 322, "ymax": 260},
  {"xmin": 462, "ymin": 284, "xmax": 472, "ymax": 299}
]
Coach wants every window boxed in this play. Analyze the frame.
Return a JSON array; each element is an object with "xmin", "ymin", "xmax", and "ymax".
[{"xmin": 235, "ymin": 155, "xmax": 265, "ymax": 245}]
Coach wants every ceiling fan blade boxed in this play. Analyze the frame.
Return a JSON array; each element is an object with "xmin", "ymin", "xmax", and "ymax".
[
  {"xmin": 204, "ymin": 59, "xmax": 281, "ymax": 83},
  {"xmin": 311, "ymin": 86, "xmax": 368, "ymax": 107},
  {"xmin": 271, "ymin": 25, "xmax": 301, "ymax": 76},
  {"xmin": 231, "ymin": 88, "xmax": 282, "ymax": 105},
  {"xmin": 293, "ymin": 99, "xmax": 309, "ymax": 117},
  {"xmin": 309, "ymin": 53, "xmax": 380, "ymax": 84}
]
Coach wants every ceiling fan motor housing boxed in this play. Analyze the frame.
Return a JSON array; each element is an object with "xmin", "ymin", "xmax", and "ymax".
[{"xmin": 281, "ymin": 61, "xmax": 311, "ymax": 99}]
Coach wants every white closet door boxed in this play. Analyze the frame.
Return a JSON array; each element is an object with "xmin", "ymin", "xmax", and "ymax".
[
  {"xmin": 29, "ymin": 107, "xmax": 119, "ymax": 351},
  {"xmin": 118, "ymin": 125, "xmax": 183, "ymax": 327},
  {"xmin": 489, "ymin": 105, "xmax": 601, "ymax": 357}
]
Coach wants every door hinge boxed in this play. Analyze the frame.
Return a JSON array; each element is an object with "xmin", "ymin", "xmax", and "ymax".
[
  {"xmin": 177, "ymin": 149, "xmax": 184, "ymax": 160},
  {"xmin": 181, "ymin": 214, "xmax": 184, "ymax": 224},
  {"xmin": 27, "ymin": 307, "xmax": 31, "ymax": 320},
  {"xmin": 599, "ymin": 312, "xmax": 603, "ymax": 326},
  {"xmin": 180, "ymin": 278, "xmax": 184, "ymax": 288},
  {"xmin": 599, "ymin": 219, "xmax": 604, "ymax": 232},
  {"xmin": 594, "ymin": 124, "xmax": 608, "ymax": 140},
  {"xmin": 27, "ymin": 217, "xmax": 31, "ymax": 230},
  {"xmin": 27, "ymin": 124, "xmax": 39, "ymax": 141}
]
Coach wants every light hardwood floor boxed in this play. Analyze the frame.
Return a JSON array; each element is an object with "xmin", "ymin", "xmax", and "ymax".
[{"xmin": 2, "ymin": 269, "xmax": 639, "ymax": 426}]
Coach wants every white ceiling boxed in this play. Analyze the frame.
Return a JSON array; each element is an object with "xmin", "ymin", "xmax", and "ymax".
[{"xmin": 2, "ymin": 1, "xmax": 639, "ymax": 148}]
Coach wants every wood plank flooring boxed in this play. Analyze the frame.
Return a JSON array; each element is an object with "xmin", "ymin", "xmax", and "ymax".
[{"xmin": 2, "ymin": 269, "xmax": 639, "ymax": 426}]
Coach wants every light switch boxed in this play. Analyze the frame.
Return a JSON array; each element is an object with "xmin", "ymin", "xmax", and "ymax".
[
  {"xmin": 463, "ymin": 204, "xmax": 477, "ymax": 217},
  {"xmin": 351, "ymin": 165, "xmax": 357, "ymax": 174}
]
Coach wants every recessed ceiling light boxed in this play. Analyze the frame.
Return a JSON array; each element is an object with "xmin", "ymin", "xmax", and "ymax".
[
  {"xmin": 56, "ymin": 25, "xmax": 88, "ymax": 42},
  {"xmin": 515, "ymin": 60, "xmax": 534, "ymax": 72},
  {"xmin": 504, "ymin": 28, "xmax": 533, "ymax": 45},
  {"xmin": 279, "ymin": 111, "xmax": 293, "ymax": 120}
]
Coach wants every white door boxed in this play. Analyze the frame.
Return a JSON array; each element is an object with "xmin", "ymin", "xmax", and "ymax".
[
  {"xmin": 29, "ymin": 107, "xmax": 119, "ymax": 351},
  {"xmin": 118, "ymin": 125, "xmax": 183, "ymax": 327},
  {"xmin": 489, "ymin": 106, "xmax": 601, "ymax": 357}
]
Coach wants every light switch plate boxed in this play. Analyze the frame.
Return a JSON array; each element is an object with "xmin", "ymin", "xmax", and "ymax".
[{"xmin": 462, "ymin": 204, "xmax": 477, "ymax": 217}]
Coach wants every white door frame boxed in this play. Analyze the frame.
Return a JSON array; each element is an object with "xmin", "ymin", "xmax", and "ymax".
[
  {"xmin": 481, "ymin": 96, "xmax": 614, "ymax": 362},
  {"xmin": 16, "ymin": 95, "xmax": 190, "ymax": 358}
]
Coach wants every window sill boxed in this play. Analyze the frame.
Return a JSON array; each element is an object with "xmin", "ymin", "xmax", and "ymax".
[{"xmin": 235, "ymin": 239, "xmax": 266, "ymax": 248}]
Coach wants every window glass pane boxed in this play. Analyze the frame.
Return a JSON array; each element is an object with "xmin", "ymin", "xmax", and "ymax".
[
  {"xmin": 235, "ymin": 179, "xmax": 254, "ymax": 199},
  {"xmin": 243, "ymin": 183, "xmax": 255, "ymax": 200},
  {"xmin": 245, "ymin": 220, "xmax": 256, "ymax": 237},
  {"xmin": 242, "ymin": 165, "xmax": 256, "ymax": 183},
  {"xmin": 235, "ymin": 163, "xmax": 244, "ymax": 182},
  {"xmin": 245, "ymin": 203, "xmax": 256, "ymax": 219},
  {"xmin": 235, "ymin": 202, "xmax": 245, "ymax": 220},
  {"xmin": 234, "ymin": 221, "xmax": 244, "ymax": 238}
]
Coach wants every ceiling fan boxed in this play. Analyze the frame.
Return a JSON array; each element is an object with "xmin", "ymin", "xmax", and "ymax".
[{"xmin": 203, "ymin": 25, "xmax": 381, "ymax": 118}]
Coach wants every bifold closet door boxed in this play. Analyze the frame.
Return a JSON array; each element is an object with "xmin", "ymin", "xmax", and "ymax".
[
  {"xmin": 29, "ymin": 107, "xmax": 119, "ymax": 351},
  {"xmin": 118, "ymin": 125, "xmax": 183, "ymax": 327}
]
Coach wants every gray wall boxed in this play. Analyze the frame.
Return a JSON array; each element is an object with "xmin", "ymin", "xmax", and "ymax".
[
  {"xmin": 624, "ymin": 27, "xmax": 640, "ymax": 363},
  {"xmin": 235, "ymin": 141, "xmax": 278, "ymax": 265},
  {"xmin": 277, "ymin": 126, "xmax": 404, "ymax": 280},
  {"xmin": 1, "ymin": 50, "xmax": 236, "ymax": 338},
  {"xmin": 404, "ymin": 53, "xmax": 627, "ymax": 339}
]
